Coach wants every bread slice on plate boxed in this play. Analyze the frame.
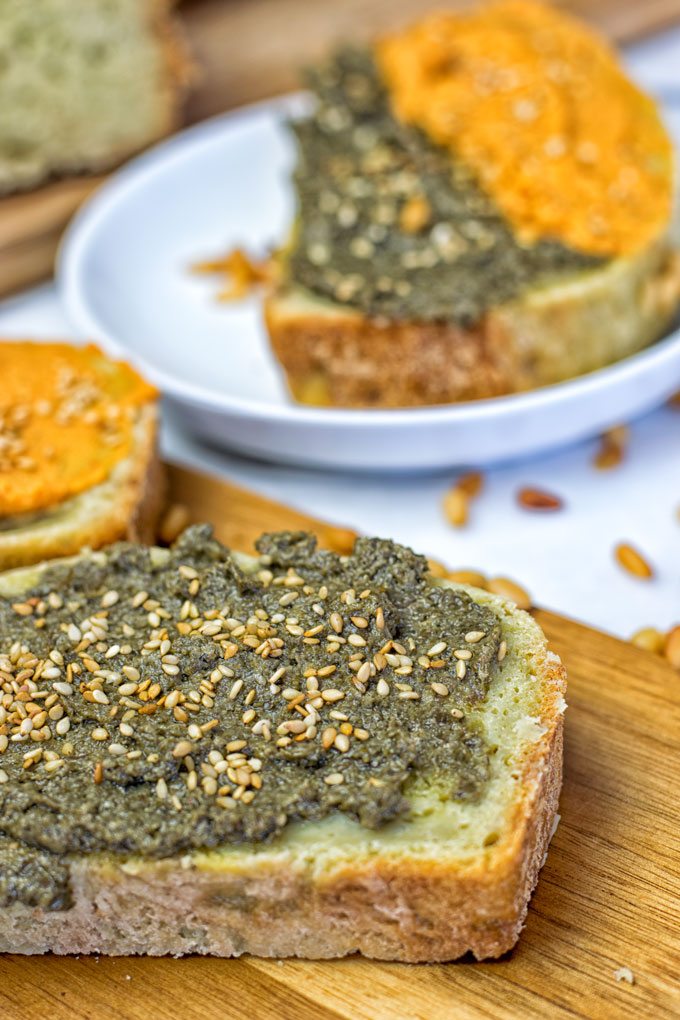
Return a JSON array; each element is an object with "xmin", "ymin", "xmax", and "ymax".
[
  {"xmin": 0, "ymin": 0, "xmax": 189, "ymax": 195},
  {"xmin": 0, "ymin": 342, "xmax": 164, "ymax": 570},
  {"xmin": 266, "ymin": 239, "xmax": 680, "ymax": 408},
  {"xmin": 266, "ymin": 3, "xmax": 680, "ymax": 408},
  {"xmin": 0, "ymin": 529, "xmax": 565, "ymax": 961}
]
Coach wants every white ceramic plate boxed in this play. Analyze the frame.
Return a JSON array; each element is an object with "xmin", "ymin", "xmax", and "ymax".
[{"xmin": 58, "ymin": 95, "xmax": 680, "ymax": 472}]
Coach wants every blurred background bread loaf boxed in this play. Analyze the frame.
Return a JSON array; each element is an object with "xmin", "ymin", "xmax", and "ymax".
[{"xmin": 0, "ymin": 0, "xmax": 189, "ymax": 195}]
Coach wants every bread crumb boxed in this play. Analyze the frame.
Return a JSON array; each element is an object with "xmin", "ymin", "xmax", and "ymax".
[{"xmin": 614, "ymin": 966, "xmax": 635, "ymax": 985}]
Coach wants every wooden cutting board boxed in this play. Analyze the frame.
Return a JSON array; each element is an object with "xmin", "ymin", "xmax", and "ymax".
[
  {"xmin": 1, "ymin": 464, "xmax": 678, "ymax": 1020},
  {"xmin": 2, "ymin": 0, "xmax": 680, "ymax": 297}
]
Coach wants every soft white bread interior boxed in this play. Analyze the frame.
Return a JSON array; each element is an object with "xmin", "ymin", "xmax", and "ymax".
[
  {"xmin": 0, "ymin": 548, "xmax": 566, "ymax": 962},
  {"xmin": 0, "ymin": 0, "xmax": 188, "ymax": 194},
  {"xmin": 0, "ymin": 405, "xmax": 164, "ymax": 571}
]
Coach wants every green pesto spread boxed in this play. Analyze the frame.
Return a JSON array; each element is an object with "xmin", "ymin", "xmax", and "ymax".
[
  {"xmin": 287, "ymin": 49, "xmax": 601, "ymax": 326},
  {"xmin": 0, "ymin": 527, "xmax": 502, "ymax": 910}
]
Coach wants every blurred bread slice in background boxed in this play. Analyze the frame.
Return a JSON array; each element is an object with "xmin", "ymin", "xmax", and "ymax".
[
  {"xmin": 0, "ymin": 341, "xmax": 164, "ymax": 570},
  {"xmin": 0, "ymin": 0, "xmax": 190, "ymax": 195}
]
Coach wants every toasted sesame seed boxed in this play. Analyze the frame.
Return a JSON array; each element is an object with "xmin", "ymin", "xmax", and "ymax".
[
  {"xmin": 498, "ymin": 640, "xmax": 508, "ymax": 662},
  {"xmin": 53, "ymin": 681, "xmax": 73, "ymax": 696},
  {"xmin": 334, "ymin": 733, "xmax": 350, "ymax": 753},
  {"xmin": 356, "ymin": 661, "xmax": 372, "ymax": 684},
  {"xmin": 321, "ymin": 689, "xmax": 345, "ymax": 703},
  {"xmin": 431, "ymin": 682, "xmax": 449, "ymax": 697},
  {"xmin": 324, "ymin": 772, "xmax": 344, "ymax": 785},
  {"xmin": 101, "ymin": 591, "xmax": 119, "ymax": 608},
  {"xmin": 465, "ymin": 631, "xmax": 485, "ymax": 643},
  {"xmin": 347, "ymin": 634, "xmax": 366, "ymax": 647}
]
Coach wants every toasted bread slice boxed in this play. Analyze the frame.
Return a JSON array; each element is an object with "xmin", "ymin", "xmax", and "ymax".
[
  {"xmin": 0, "ymin": 542, "xmax": 565, "ymax": 962},
  {"xmin": 266, "ymin": 238, "xmax": 680, "ymax": 408},
  {"xmin": 0, "ymin": 404, "xmax": 164, "ymax": 571}
]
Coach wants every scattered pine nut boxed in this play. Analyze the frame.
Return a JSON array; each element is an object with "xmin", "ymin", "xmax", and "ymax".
[
  {"xmin": 517, "ymin": 487, "xmax": 563, "ymax": 511},
  {"xmin": 443, "ymin": 486, "xmax": 469, "ymax": 528},
  {"xmin": 159, "ymin": 503, "xmax": 191, "ymax": 545},
  {"xmin": 442, "ymin": 471, "xmax": 484, "ymax": 529},
  {"xmin": 446, "ymin": 569, "xmax": 488, "ymax": 588},
  {"xmin": 630, "ymin": 628, "xmax": 666, "ymax": 655},
  {"xmin": 323, "ymin": 526, "xmax": 358, "ymax": 555},
  {"xmin": 486, "ymin": 577, "xmax": 532, "ymax": 610},
  {"xmin": 457, "ymin": 471, "xmax": 484, "ymax": 499},
  {"xmin": 664, "ymin": 626, "xmax": 680, "ymax": 669},
  {"xmin": 593, "ymin": 425, "xmax": 628, "ymax": 470},
  {"xmin": 615, "ymin": 543, "xmax": 654, "ymax": 580}
]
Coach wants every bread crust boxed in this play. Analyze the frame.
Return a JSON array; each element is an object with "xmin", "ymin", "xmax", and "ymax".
[
  {"xmin": 0, "ymin": 404, "xmax": 165, "ymax": 570},
  {"xmin": 0, "ymin": 576, "xmax": 566, "ymax": 962},
  {"xmin": 266, "ymin": 240, "xmax": 680, "ymax": 408}
]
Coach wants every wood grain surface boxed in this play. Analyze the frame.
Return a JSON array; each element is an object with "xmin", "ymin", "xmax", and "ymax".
[
  {"xmin": 1, "ymin": 0, "xmax": 679, "ymax": 298},
  {"xmin": 0, "ymin": 464, "xmax": 678, "ymax": 1020}
]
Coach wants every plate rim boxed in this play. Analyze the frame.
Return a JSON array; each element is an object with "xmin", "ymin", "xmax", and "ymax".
[{"xmin": 57, "ymin": 93, "xmax": 680, "ymax": 431}]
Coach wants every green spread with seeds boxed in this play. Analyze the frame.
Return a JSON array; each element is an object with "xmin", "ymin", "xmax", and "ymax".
[
  {"xmin": 287, "ymin": 50, "xmax": 601, "ymax": 326},
  {"xmin": 0, "ymin": 527, "xmax": 502, "ymax": 910}
]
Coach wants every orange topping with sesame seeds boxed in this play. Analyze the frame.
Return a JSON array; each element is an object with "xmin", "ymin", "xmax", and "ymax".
[
  {"xmin": 0, "ymin": 342, "xmax": 156, "ymax": 516},
  {"xmin": 377, "ymin": 0, "xmax": 673, "ymax": 256}
]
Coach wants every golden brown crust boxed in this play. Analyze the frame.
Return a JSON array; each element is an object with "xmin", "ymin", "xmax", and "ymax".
[
  {"xmin": 0, "ymin": 404, "xmax": 164, "ymax": 570},
  {"xmin": 266, "ymin": 240, "xmax": 680, "ymax": 408},
  {"xmin": 0, "ymin": 606, "xmax": 566, "ymax": 962}
]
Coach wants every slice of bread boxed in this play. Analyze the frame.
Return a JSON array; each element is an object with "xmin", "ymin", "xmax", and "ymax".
[
  {"xmin": 0, "ymin": 0, "xmax": 189, "ymax": 195},
  {"xmin": 0, "ymin": 542, "xmax": 566, "ymax": 962},
  {"xmin": 0, "ymin": 341, "xmax": 165, "ymax": 569},
  {"xmin": 266, "ymin": 237, "xmax": 680, "ymax": 408},
  {"xmin": 0, "ymin": 404, "xmax": 164, "ymax": 570}
]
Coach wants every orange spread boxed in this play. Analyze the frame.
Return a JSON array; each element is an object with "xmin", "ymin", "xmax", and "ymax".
[
  {"xmin": 377, "ymin": 1, "xmax": 673, "ymax": 256},
  {"xmin": 0, "ymin": 343, "xmax": 156, "ymax": 517}
]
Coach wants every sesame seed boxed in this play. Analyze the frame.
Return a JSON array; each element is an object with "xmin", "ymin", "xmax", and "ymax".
[
  {"xmin": 101, "ymin": 591, "xmax": 119, "ymax": 608},
  {"xmin": 431, "ymin": 682, "xmax": 449, "ymax": 697},
  {"xmin": 91, "ymin": 728, "xmax": 109, "ymax": 741},
  {"xmin": 329, "ymin": 612, "xmax": 343, "ymax": 634},
  {"xmin": 377, "ymin": 678, "xmax": 390, "ymax": 697},
  {"xmin": 321, "ymin": 689, "xmax": 345, "ymax": 703},
  {"xmin": 427, "ymin": 641, "xmax": 447, "ymax": 656},
  {"xmin": 454, "ymin": 649, "xmax": 472, "ymax": 660},
  {"xmin": 498, "ymin": 640, "xmax": 508, "ymax": 661},
  {"xmin": 334, "ymin": 733, "xmax": 350, "ymax": 753},
  {"xmin": 347, "ymin": 634, "xmax": 366, "ymax": 647},
  {"xmin": 156, "ymin": 778, "xmax": 168, "ymax": 800},
  {"xmin": 465, "ymin": 631, "xmax": 485, "ymax": 643},
  {"xmin": 324, "ymin": 772, "xmax": 344, "ymax": 785},
  {"xmin": 173, "ymin": 740, "xmax": 193, "ymax": 758}
]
